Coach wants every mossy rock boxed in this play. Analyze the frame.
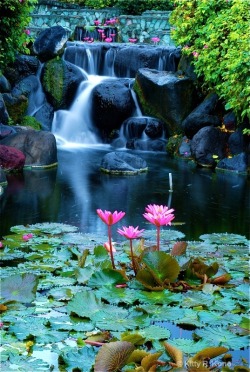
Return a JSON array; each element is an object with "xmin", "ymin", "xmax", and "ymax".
[
  {"xmin": 166, "ymin": 134, "xmax": 183, "ymax": 156},
  {"xmin": 20, "ymin": 116, "xmax": 41, "ymax": 131}
]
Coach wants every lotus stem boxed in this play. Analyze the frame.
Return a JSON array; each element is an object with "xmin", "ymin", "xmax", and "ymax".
[
  {"xmin": 129, "ymin": 239, "xmax": 136, "ymax": 275},
  {"xmin": 108, "ymin": 225, "xmax": 116, "ymax": 269}
]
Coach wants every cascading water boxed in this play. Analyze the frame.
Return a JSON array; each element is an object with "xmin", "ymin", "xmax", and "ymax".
[
  {"xmin": 52, "ymin": 74, "xmax": 109, "ymax": 147},
  {"xmin": 52, "ymin": 42, "xmax": 180, "ymax": 149}
]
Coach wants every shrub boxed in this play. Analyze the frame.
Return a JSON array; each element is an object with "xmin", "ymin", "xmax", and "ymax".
[
  {"xmin": 0, "ymin": 0, "xmax": 37, "ymax": 73},
  {"xmin": 169, "ymin": 0, "xmax": 250, "ymax": 122},
  {"xmin": 115, "ymin": 0, "xmax": 173, "ymax": 15}
]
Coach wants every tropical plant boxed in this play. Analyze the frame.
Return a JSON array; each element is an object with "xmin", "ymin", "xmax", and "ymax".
[
  {"xmin": 115, "ymin": 0, "xmax": 173, "ymax": 15},
  {"xmin": 169, "ymin": 0, "xmax": 250, "ymax": 122},
  {"xmin": 0, "ymin": 0, "xmax": 37, "ymax": 73}
]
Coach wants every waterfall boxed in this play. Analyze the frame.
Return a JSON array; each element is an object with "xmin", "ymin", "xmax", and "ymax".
[{"xmin": 52, "ymin": 75, "xmax": 109, "ymax": 148}]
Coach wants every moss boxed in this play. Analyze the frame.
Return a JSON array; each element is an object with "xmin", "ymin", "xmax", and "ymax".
[
  {"xmin": 20, "ymin": 116, "xmax": 41, "ymax": 130},
  {"xmin": 43, "ymin": 58, "xmax": 65, "ymax": 108},
  {"xmin": 5, "ymin": 96, "xmax": 28, "ymax": 124},
  {"xmin": 166, "ymin": 134, "xmax": 183, "ymax": 157}
]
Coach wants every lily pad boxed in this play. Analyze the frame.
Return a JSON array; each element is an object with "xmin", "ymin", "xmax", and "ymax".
[
  {"xmin": 199, "ymin": 233, "xmax": 249, "ymax": 245},
  {"xmin": 1, "ymin": 273, "xmax": 38, "ymax": 303}
]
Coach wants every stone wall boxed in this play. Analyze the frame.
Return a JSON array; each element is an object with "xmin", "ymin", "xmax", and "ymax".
[{"xmin": 29, "ymin": 0, "xmax": 174, "ymax": 45}]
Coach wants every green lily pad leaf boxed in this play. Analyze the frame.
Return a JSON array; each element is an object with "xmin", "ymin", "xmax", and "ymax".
[
  {"xmin": 167, "ymin": 338, "xmax": 211, "ymax": 354},
  {"xmin": 195, "ymin": 327, "xmax": 250, "ymax": 350},
  {"xmin": 75, "ymin": 267, "xmax": 94, "ymax": 284},
  {"xmin": 95, "ymin": 287, "xmax": 139, "ymax": 305},
  {"xmin": 136, "ymin": 290, "xmax": 182, "ymax": 305},
  {"xmin": 143, "ymin": 229, "xmax": 185, "ymax": 241},
  {"xmin": 185, "ymin": 241, "xmax": 218, "ymax": 255},
  {"xmin": 120, "ymin": 332, "xmax": 146, "ymax": 345},
  {"xmin": 59, "ymin": 345, "xmax": 96, "ymax": 372},
  {"xmin": 38, "ymin": 275, "xmax": 76, "ymax": 290},
  {"xmin": 1, "ymin": 355, "xmax": 50, "ymax": 371},
  {"xmin": 221, "ymin": 284, "xmax": 249, "ymax": 301},
  {"xmin": 138, "ymin": 325, "xmax": 171, "ymax": 341},
  {"xmin": 176, "ymin": 308, "xmax": 203, "ymax": 327},
  {"xmin": 88, "ymin": 269, "xmax": 128, "ymax": 288},
  {"xmin": 31, "ymin": 222, "xmax": 78, "ymax": 234},
  {"xmin": 141, "ymin": 251, "xmax": 180, "ymax": 284},
  {"xmin": 239, "ymin": 317, "xmax": 250, "ymax": 331},
  {"xmin": 209, "ymin": 296, "xmax": 236, "ymax": 312},
  {"xmin": 140, "ymin": 305, "xmax": 185, "ymax": 322},
  {"xmin": 50, "ymin": 315, "xmax": 94, "ymax": 332},
  {"xmin": 94, "ymin": 341, "xmax": 135, "ymax": 372},
  {"xmin": 94, "ymin": 307, "xmax": 135, "ymax": 331},
  {"xmin": 181, "ymin": 292, "xmax": 214, "ymax": 308},
  {"xmin": 198, "ymin": 311, "xmax": 242, "ymax": 326},
  {"xmin": 199, "ymin": 233, "xmax": 249, "ymax": 245},
  {"xmin": 136, "ymin": 268, "xmax": 165, "ymax": 290},
  {"xmin": 67, "ymin": 290, "xmax": 103, "ymax": 318},
  {"xmin": 1, "ymin": 273, "xmax": 38, "ymax": 303},
  {"xmin": 62, "ymin": 232, "xmax": 104, "ymax": 246}
]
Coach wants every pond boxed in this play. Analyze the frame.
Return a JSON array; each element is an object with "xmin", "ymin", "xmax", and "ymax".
[{"xmin": 1, "ymin": 145, "xmax": 249, "ymax": 241}]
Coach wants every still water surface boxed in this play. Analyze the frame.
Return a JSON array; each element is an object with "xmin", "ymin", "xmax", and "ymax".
[{"xmin": 0, "ymin": 146, "xmax": 249, "ymax": 240}]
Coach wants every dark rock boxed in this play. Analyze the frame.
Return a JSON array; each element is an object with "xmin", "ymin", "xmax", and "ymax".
[
  {"xmin": 2, "ymin": 93, "xmax": 28, "ymax": 123},
  {"xmin": 91, "ymin": 79, "xmax": 136, "ymax": 138},
  {"xmin": 191, "ymin": 126, "xmax": 228, "ymax": 167},
  {"xmin": 100, "ymin": 151, "xmax": 148, "ymax": 174},
  {"xmin": 134, "ymin": 68, "xmax": 196, "ymax": 135},
  {"xmin": 33, "ymin": 102, "xmax": 54, "ymax": 131},
  {"xmin": 33, "ymin": 26, "xmax": 69, "ymax": 62},
  {"xmin": 182, "ymin": 93, "xmax": 221, "ymax": 139},
  {"xmin": 216, "ymin": 152, "xmax": 248, "ymax": 174},
  {"xmin": 4, "ymin": 55, "xmax": 40, "ymax": 86},
  {"xmin": 145, "ymin": 119, "xmax": 165, "ymax": 138},
  {"xmin": 0, "ymin": 129, "xmax": 57, "ymax": 168},
  {"xmin": 228, "ymin": 130, "xmax": 245, "ymax": 155},
  {"xmin": 0, "ymin": 75, "xmax": 11, "ymax": 93},
  {"xmin": 0, "ymin": 124, "xmax": 16, "ymax": 139},
  {"xmin": 178, "ymin": 136, "xmax": 192, "ymax": 158},
  {"xmin": 114, "ymin": 45, "xmax": 180, "ymax": 78},
  {"xmin": 0, "ymin": 144, "xmax": 25, "ymax": 171},
  {"xmin": 41, "ymin": 58, "xmax": 86, "ymax": 110},
  {"xmin": 0, "ymin": 94, "xmax": 9, "ymax": 124},
  {"xmin": 223, "ymin": 111, "xmax": 237, "ymax": 131},
  {"xmin": 127, "ymin": 138, "xmax": 167, "ymax": 152}
]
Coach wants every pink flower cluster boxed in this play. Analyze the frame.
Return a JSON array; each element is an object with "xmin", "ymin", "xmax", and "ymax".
[{"xmin": 22, "ymin": 233, "xmax": 33, "ymax": 241}]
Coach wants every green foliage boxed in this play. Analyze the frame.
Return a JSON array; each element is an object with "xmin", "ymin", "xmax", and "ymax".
[
  {"xmin": 115, "ymin": 0, "xmax": 173, "ymax": 15},
  {"xmin": 84, "ymin": 0, "xmax": 116, "ymax": 8},
  {"xmin": 20, "ymin": 115, "xmax": 41, "ymax": 130},
  {"xmin": 0, "ymin": 0, "xmax": 37, "ymax": 73},
  {"xmin": 170, "ymin": 0, "xmax": 250, "ymax": 122}
]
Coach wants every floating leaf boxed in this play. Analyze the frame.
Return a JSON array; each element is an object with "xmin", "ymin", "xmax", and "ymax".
[
  {"xmin": 164, "ymin": 342, "xmax": 183, "ymax": 368},
  {"xmin": 171, "ymin": 241, "xmax": 188, "ymax": 256},
  {"xmin": 181, "ymin": 292, "xmax": 214, "ymax": 308},
  {"xmin": 195, "ymin": 327, "xmax": 250, "ymax": 350},
  {"xmin": 136, "ymin": 290, "xmax": 182, "ymax": 306},
  {"xmin": 143, "ymin": 229, "xmax": 185, "ymax": 242},
  {"xmin": 138, "ymin": 325, "xmax": 171, "ymax": 341},
  {"xmin": 59, "ymin": 345, "xmax": 96, "ymax": 372},
  {"xmin": 67, "ymin": 291, "xmax": 103, "ymax": 318},
  {"xmin": 1, "ymin": 355, "xmax": 50, "ymax": 371},
  {"xmin": 141, "ymin": 251, "xmax": 180, "ymax": 284},
  {"xmin": 199, "ymin": 233, "xmax": 249, "ymax": 246},
  {"xmin": 167, "ymin": 338, "xmax": 210, "ymax": 354},
  {"xmin": 88, "ymin": 269, "xmax": 128, "ymax": 288},
  {"xmin": 95, "ymin": 287, "xmax": 138, "ymax": 305},
  {"xmin": 188, "ymin": 346, "xmax": 228, "ymax": 368},
  {"xmin": 141, "ymin": 351, "xmax": 163, "ymax": 370},
  {"xmin": 198, "ymin": 311, "xmax": 242, "ymax": 327},
  {"xmin": 94, "ymin": 341, "xmax": 135, "ymax": 372},
  {"xmin": 1, "ymin": 273, "xmax": 38, "ymax": 303}
]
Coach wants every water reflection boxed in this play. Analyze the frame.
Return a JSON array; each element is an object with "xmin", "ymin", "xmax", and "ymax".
[{"xmin": 0, "ymin": 147, "xmax": 249, "ymax": 241}]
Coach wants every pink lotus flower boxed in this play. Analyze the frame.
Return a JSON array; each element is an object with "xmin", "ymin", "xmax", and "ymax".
[
  {"xmin": 0, "ymin": 241, "xmax": 3, "ymax": 249},
  {"xmin": 105, "ymin": 37, "xmax": 113, "ymax": 43},
  {"xmin": 117, "ymin": 226, "xmax": 144, "ymax": 240},
  {"xmin": 94, "ymin": 20, "xmax": 101, "ymax": 26},
  {"xmin": 24, "ymin": 29, "xmax": 30, "ymax": 35},
  {"xmin": 143, "ymin": 204, "xmax": 175, "ymax": 250},
  {"xmin": 97, "ymin": 209, "xmax": 125, "ymax": 269},
  {"xmin": 118, "ymin": 226, "xmax": 144, "ymax": 275},
  {"xmin": 151, "ymin": 37, "xmax": 160, "ymax": 45},
  {"xmin": 22, "ymin": 233, "xmax": 33, "ymax": 241},
  {"xmin": 129, "ymin": 38, "xmax": 137, "ymax": 43}
]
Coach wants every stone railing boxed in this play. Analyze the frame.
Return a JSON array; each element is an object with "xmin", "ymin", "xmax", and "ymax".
[{"xmin": 29, "ymin": 0, "xmax": 174, "ymax": 45}]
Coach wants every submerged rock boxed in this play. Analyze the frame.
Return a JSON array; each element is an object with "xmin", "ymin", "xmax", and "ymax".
[
  {"xmin": 0, "ymin": 144, "xmax": 25, "ymax": 171},
  {"xmin": 100, "ymin": 151, "xmax": 148, "ymax": 175}
]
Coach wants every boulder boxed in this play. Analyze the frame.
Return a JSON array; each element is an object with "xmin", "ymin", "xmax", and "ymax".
[
  {"xmin": 0, "ymin": 129, "xmax": 57, "ymax": 168},
  {"xmin": 134, "ymin": 68, "xmax": 196, "ymax": 135},
  {"xmin": 0, "ymin": 124, "xmax": 16, "ymax": 139},
  {"xmin": 0, "ymin": 144, "xmax": 25, "ymax": 171},
  {"xmin": 0, "ymin": 94, "xmax": 9, "ymax": 124},
  {"xmin": 223, "ymin": 111, "xmax": 237, "ymax": 131},
  {"xmin": 3, "ymin": 55, "xmax": 40, "ymax": 86},
  {"xmin": 190, "ymin": 126, "xmax": 228, "ymax": 167},
  {"xmin": 182, "ymin": 93, "xmax": 221, "ymax": 139},
  {"xmin": 33, "ymin": 26, "xmax": 69, "ymax": 62},
  {"xmin": 100, "ymin": 151, "xmax": 148, "ymax": 175},
  {"xmin": 114, "ymin": 45, "xmax": 181, "ymax": 78},
  {"xmin": 91, "ymin": 78, "xmax": 136, "ymax": 138},
  {"xmin": 126, "ymin": 138, "xmax": 167, "ymax": 152},
  {"xmin": 228, "ymin": 130, "xmax": 245, "ymax": 155},
  {"xmin": 0, "ymin": 74, "xmax": 11, "ymax": 93},
  {"xmin": 33, "ymin": 102, "xmax": 55, "ymax": 131},
  {"xmin": 2, "ymin": 93, "xmax": 28, "ymax": 123},
  {"xmin": 216, "ymin": 153, "xmax": 248, "ymax": 174},
  {"xmin": 41, "ymin": 58, "xmax": 86, "ymax": 110},
  {"xmin": 145, "ymin": 119, "xmax": 165, "ymax": 138}
]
